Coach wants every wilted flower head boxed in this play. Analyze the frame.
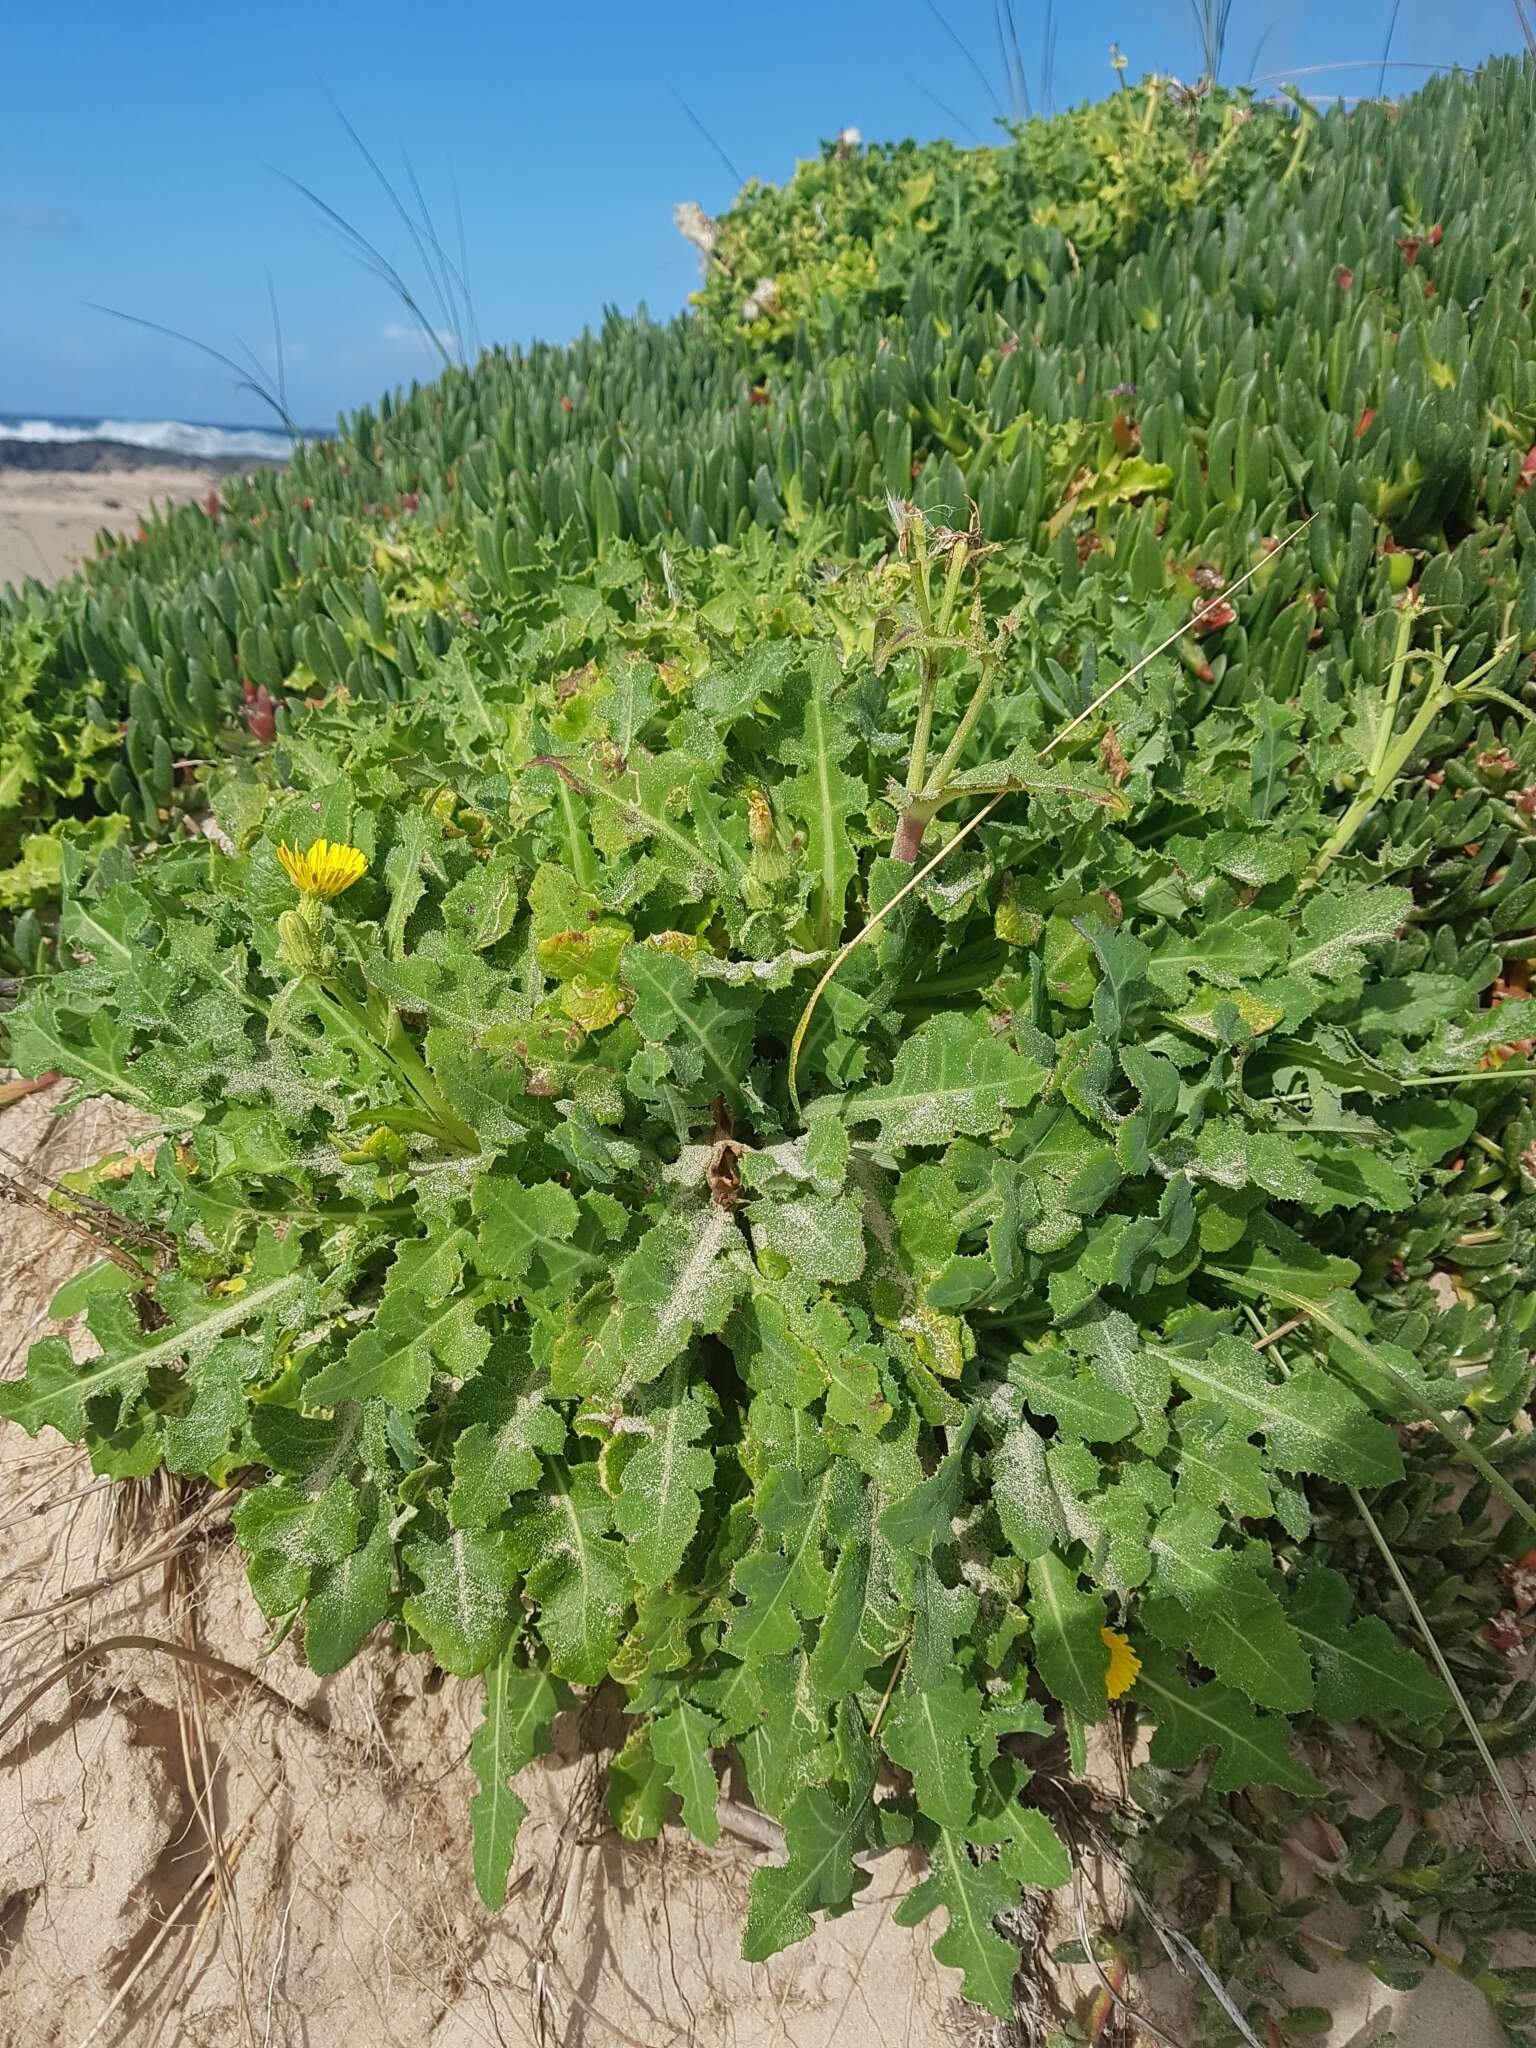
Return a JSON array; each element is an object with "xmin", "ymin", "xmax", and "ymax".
[
  {"xmin": 742, "ymin": 275, "xmax": 781, "ymax": 322},
  {"xmin": 276, "ymin": 837, "xmax": 368, "ymax": 899},
  {"xmin": 743, "ymin": 788, "xmax": 793, "ymax": 905},
  {"xmin": 673, "ymin": 201, "xmax": 718, "ymax": 268},
  {"xmin": 745, "ymin": 789, "xmax": 777, "ymax": 851},
  {"xmin": 885, "ymin": 490, "xmax": 918, "ymax": 550}
]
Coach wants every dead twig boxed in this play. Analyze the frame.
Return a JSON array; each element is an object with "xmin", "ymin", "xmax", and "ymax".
[{"xmin": 0, "ymin": 1631, "xmax": 327, "ymax": 1748}]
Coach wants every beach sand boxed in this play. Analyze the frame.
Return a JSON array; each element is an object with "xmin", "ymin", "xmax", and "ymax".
[{"xmin": 0, "ymin": 463, "xmax": 220, "ymax": 590}]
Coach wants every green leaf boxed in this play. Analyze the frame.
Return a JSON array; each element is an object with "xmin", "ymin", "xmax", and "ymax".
[
  {"xmin": 0, "ymin": 1231, "xmax": 307, "ymax": 1441},
  {"xmin": 727, "ymin": 1459, "xmax": 854, "ymax": 1662},
  {"xmin": 842, "ymin": 1013, "xmax": 1045, "ymax": 1151},
  {"xmin": 809, "ymin": 1520, "xmax": 901, "ymax": 1694},
  {"xmin": 307, "ymin": 1232, "xmax": 488, "ymax": 1411},
  {"xmin": 1147, "ymin": 910, "xmax": 1290, "ymax": 1002},
  {"xmin": 613, "ymin": 1363, "xmax": 715, "ymax": 1588},
  {"xmin": 1194, "ymin": 1118, "xmax": 1323, "ymax": 1203},
  {"xmin": 651, "ymin": 1700, "xmax": 723, "ymax": 1845},
  {"xmin": 1134, "ymin": 1649, "xmax": 1323, "ymax": 1795},
  {"xmin": 779, "ymin": 646, "xmax": 863, "ymax": 947},
  {"xmin": 236, "ymin": 1470, "xmax": 361, "ymax": 1584},
  {"xmin": 742, "ymin": 1784, "xmax": 871, "ymax": 1961},
  {"xmin": 749, "ymin": 1191, "xmax": 866, "ymax": 1286},
  {"xmin": 622, "ymin": 946, "xmax": 754, "ymax": 1108},
  {"xmin": 741, "ymin": 1277, "xmax": 891, "ymax": 1430},
  {"xmin": 609, "ymin": 1204, "xmax": 749, "ymax": 1385},
  {"xmin": 1152, "ymin": 1334, "xmax": 1403, "ymax": 1487},
  {"xmin": 448, "ymin": 1349, "xmax": 568, "ymax": 1528},
  {"xmin": 1077, "ymin": 916, "xmax": 1149, "ymax": 1040},
  {"xmin": 995, "ymin": 1803, "xmax": 1071, "ymax": 1890},
  {"xmin": 607, "ymin": 1722, "xmax": 673, "ymax": 1839},
  {"xmin": 1147, "ymin": 1507, "xmax": 1313, "ymax": 1711},
  {"xmin": 600, "ymin": 657, "xmax": 659, "ymax": 752},
  {"xmin": 1290, "ymin": 884, "xmax": 1414, "ymax": 984},
  {"xmin": 1286, "ymin": 1567, "xmax": 1444, "ymax": 1727},
  {"xmin": 878, "ymin": 1416, "xmax": 975, "ymax": 1570},
  {"xmin": 472, "ymin": 1178, "xmax": 588, "ymax": 1292},
  {"xmin": 1208, "ymin": 1208, "xmax": 1360, "ymax": 1304},
  {"xmin": 1029, "ymin": 1552, "xmax": 1109, "ymax": 1722},
  {"xmin": 1170, "ymin": 1404, "xmax": 1275, "ymax": 1521},
  {"xmin": 883, "ymin": 1671, "xmax": 981, "ymax": 1828},
  {"xmin": 470, "ymin": 1641, "xmax": 568, "ymax": 1908},
  {"xmin": 402, "ymin": 1526, "xmax": 518, "ymax": 1677},
  {"xmin": 304, "ymin": 1514, "xmax": 395, "ymax": 1673},
  {"xmin": 515, "ymin": 1465, "xmax": 630, "ymax": 1684},
  {"xmin": 897, "ymin": 1830, "xmax": 1020, "ymax": 2017},
  {"xmin": 1010, "ymin": 1350, "xmax": 1139, "ymax": 1444},
  {"xmin": 383, "ymin": 807, "xmax": 447, "ymax": 959},
  {"xmin": 906, "ymin": 1557, "xmax": 978, "ymax": 1689},
  {"xmin": 7, "ymin": 992, "xmax": 187, "ymax": 1119}
]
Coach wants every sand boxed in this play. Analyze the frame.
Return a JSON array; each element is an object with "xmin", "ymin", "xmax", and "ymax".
[
  {"xmin": 1, "ymin": 1094, "xmax": 1531, "ymax": 2048},
  {"xmin": 0, "ymin": 466, "xmax": 220, "ymax": 591}
]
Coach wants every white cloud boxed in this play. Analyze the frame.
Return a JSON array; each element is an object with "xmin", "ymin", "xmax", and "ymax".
[{"xmin": 381, "ymin": 320, "xmax": 455, "ymax": 351}]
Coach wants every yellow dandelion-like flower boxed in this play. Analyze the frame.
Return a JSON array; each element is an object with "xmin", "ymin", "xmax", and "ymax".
[
  {"xmin": 276, "ymin": 837, "xmax": 368, "ymax": 899},
  {"xmin": 1102, "ymin": 1626, "xmax": 1141, "ymax": 1701}
]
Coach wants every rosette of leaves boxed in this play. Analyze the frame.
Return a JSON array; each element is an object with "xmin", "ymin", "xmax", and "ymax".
[{"xmin": 9, "ymin": 533, "xmax": 1536, "ymax": 2015}]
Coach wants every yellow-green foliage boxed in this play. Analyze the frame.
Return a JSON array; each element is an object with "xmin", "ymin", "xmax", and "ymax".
[{"xmin": 692, "ymin": 79, "xmax": 1302, "ymax": 347}]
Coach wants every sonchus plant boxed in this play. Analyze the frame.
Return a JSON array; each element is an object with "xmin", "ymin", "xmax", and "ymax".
[{"xmin": 6, "ymin": 515, "xmax": 1536, "ymax": 2021}]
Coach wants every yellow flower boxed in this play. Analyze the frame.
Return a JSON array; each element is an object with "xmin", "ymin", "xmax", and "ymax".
[
  {"xmin": 1102, "ymin": 1626, "xmax": 1141, "ymax": 1700},
  {"xmin": 276, "ymin": 837, "xmax": 368, "ymax": 899}
]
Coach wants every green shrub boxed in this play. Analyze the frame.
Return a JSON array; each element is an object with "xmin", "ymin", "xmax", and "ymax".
[
  {"xmin": 7, "ymin": 518, "xmax": 1536, "ymax": 2010},
  {"xmin": 688, "ymin": 80, "xmax": 1300, "ymax": 348},
  {"xmin": 7, "ymin": 56, "xmax": 1536, "ymax": 2026}
]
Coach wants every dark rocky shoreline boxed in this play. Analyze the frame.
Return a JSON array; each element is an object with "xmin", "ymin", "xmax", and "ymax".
[{"xmin": 0, "ymin": 438, "xmax": 286, "ymax": 476}]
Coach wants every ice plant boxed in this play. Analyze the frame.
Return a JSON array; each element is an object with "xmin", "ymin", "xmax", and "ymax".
[{"xmin": 276, "ymin": 837, "xmax": 368, "ymax": 899}]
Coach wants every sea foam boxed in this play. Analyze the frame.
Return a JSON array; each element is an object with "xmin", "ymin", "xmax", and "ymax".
[{"xmin": 0, "ymin": 414, "xmax": 303, "ymax": 461}]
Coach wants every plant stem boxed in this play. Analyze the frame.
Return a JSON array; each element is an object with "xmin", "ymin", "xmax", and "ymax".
[
  {"xmin": 307, "ymin": 984, "xmax": 395, "ymax": 1079},
  {"xmin": 1221, "ymin": 1279, "xmax": 1536, "ymax": 1538},
  {"xmin": 897, "ymin": 531, "xmax": 944, "ymax": 857},
  {"xmin": 869, "ymin": 1633, "xmax": 911, "ymax": 1740},
  {"xmin": 891, "ymin": 801, "xmax": 936, "ymax": 864},
  {"xmin": 928, "ymin": 651, "xmax": 1001, "ymax": 792},
  {"xmin": 320, "ymin": 982, "xmax": 477, "ymax": 1153},
  {"xmin": 1349, "ymin": 1485, "xmax": 1536, "ymax": 1871},
  {"xmin": 1391, "ymin": 1066, "xmax": 1536, "ymax": 1087},
  {"xmin": 1311, "ymin": 606, "xmax": 1425, "ymax": 878},
  {"xmin": 906, "ymin": 672, "xmax": 939, "ymax": 801},
  {"xmin": 381, "ymin": 1016, "xmax": 479, "ymax": 1152},
  {"xmin": 1368, "ymin": 602, "xmax": 1416, "ymax": 780},
  {"xmin": 1312, "ymin": 624, "xmax": 1516, "ymax": 881}
]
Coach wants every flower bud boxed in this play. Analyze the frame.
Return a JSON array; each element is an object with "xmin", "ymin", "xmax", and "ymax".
[{"xmin": 278, "ymin": 908, "xmax": 335, "ymax": 978}]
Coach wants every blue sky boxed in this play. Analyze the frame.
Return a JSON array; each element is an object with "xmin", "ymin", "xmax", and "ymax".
[{"xmin": 2, "ymin": 1, "xmax": 1527, "ymax": 430}]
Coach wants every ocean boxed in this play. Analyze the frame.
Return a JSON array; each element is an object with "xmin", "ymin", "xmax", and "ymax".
[{"xmin": 0, "ymin": 413, "xmax": 314, "ymax": 462}]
